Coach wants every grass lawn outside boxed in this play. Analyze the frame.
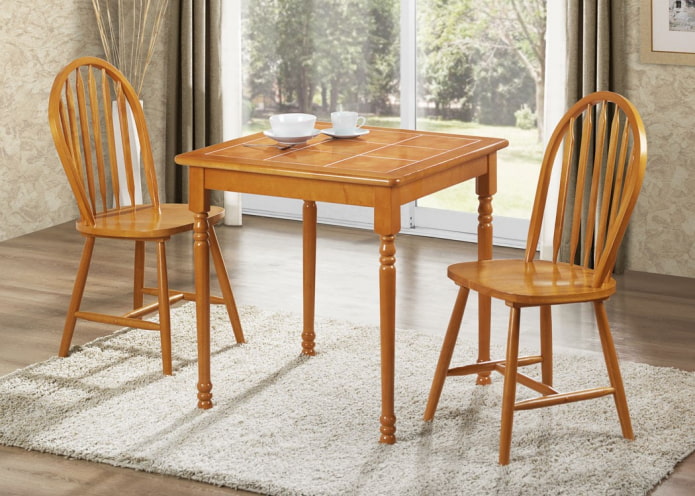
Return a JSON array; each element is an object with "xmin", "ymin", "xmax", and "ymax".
[{"xmin": 367, "ymin": 116, "xmax": 543, "ymax": 219}]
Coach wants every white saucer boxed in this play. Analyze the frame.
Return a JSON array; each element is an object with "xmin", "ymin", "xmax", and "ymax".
[
  {"xmin": 263, "ymin": 129, "xmax": 320, "ymax": 144},
  {"xmin": 321, "ymin": 128, "xmax": 370, "ymax": 139}
]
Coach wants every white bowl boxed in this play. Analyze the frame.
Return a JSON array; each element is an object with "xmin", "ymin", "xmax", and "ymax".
[{"xmin": 269, "ymin": 113, "xmax": 317, "ymax": 138}]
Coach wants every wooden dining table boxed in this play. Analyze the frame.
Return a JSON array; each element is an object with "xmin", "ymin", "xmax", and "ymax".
[{"xmin": 175, "ymin": 124, "xmax": 508, "ymax": 444}]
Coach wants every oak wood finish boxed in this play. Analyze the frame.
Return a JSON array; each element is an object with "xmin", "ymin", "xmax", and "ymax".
[
  {"xmin": 48, "ymin": 57, "xmax": 244, "ymax": 376},
  {"xmin": 424, "ymin": 92, "xmax": 648, "ymax": 465},
  {"xmin": 302, "ymin": 200, "xmax": 317, "ymax": 356},
  {"xmin": 0, "ymin": 217, "xmax": 692, "ymax": 495},
  {"xmin": 175, "ymin": 125, "xmax": 508, "ymax": 443}
]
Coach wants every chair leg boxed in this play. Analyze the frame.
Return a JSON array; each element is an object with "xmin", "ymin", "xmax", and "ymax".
[
  {"xmin": 156, "ymin": 241, "xmax": 173, "ymax": 375},
  {"xmin": 499, "ymin": 306, "xmax": 521, "ymax": 465},
  {"xmin": 539, "ymin": 305, "xmax": 553, "ymax": 386},
  {"xmin": 59, "ymin": 236, "xmax": 96, "ymax": 357},
  {"xmin": 424, "ymin": 287, "xmax": 470, "ymax": 421},
  {"xmin": 593, "ymin": 301, "xmax": 634, "ymax": 440},
  {"xmin": 133, "ymin": 241, "xmax": 145, "ymax": 309},
  {"xmin": 476, "ymin": 294, "xmax": 493, "ymax": 386},
  {"xmin": 209, "ymin": 226, "xmax": 245, "ymax": 344}
]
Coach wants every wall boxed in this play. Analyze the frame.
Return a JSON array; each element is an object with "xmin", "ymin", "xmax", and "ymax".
[
  {"xmin": 625, "ymin": 0, "xmax": 695, "ymax": 277},
  {"xmin": 0, "ymin": 0, "xmax": 168, "ymax": 242}
]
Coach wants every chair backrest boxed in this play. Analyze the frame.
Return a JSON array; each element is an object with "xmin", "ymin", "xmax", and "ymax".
[
  {"xmin": 525, "ymin": 91, "xmax": 647, "ymax": 287},
  {"xmin": 48, "ymin": 57, "xmax": 159, "ymax": 225}
]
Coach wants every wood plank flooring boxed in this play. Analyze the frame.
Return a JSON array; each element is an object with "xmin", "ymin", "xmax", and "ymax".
[{"xmin": 0, "ymin": 216, "xmax": 693, "ymax": 495}]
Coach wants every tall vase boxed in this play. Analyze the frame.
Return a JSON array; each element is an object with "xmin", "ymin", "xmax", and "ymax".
[
  {"xmin": 112, "ymin": 100, "xmax": 143, "ymax": 206},
  {"xmin": 223, "ymin": 192, "xmax": 243, "ymax": 225}
]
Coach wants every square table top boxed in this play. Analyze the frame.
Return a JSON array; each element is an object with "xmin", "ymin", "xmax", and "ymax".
[{"xmin": 175, "ymin": 124, "xmax": 508, "ymax": 187}]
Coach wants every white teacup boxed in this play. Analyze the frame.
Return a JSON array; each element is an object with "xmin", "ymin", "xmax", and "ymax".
[
  {"xmin": 269, "ymin": 113, "xmax": 317, "ymax": 137},
  {"xmin": 331, "ymin": 111, "xmax": 366, "ymax": 135}
]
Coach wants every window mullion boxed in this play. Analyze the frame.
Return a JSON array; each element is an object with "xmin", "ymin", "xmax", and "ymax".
[{"xmin": 400, "ymin": 0, "xmax": 417, "ymax": 130}]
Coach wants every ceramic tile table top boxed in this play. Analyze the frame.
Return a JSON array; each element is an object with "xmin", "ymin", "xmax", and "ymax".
[{"xmin": 175, "ymin": 125, "xmax": 508, "ymax": 444}]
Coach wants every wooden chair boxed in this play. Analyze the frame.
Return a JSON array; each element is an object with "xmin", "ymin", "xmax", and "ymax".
[
  {"xmin": 48, "ymin": 57, "xmax": 245, "ymax": 375},
  {"xmin": 424, "ymin": 91, "xmax": 647, "ymax": 464}
]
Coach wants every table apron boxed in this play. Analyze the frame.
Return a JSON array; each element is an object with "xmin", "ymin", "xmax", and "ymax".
[
  {"xmin": 197, "ymin": 155, "xmax": 491, "ymax": 208},
  {"xmin": 203, "ymin": 168, "xmax": 379, "ymax": 206}
]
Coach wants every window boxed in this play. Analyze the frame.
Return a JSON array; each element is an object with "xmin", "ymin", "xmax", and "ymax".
[{"xmin": 233, "ymin": 0, "xmax": 554, "ymax": 248}]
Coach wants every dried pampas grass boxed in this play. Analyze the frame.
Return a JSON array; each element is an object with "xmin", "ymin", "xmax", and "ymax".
[{"xmin": 91, "ymin": 0, "xmax": 169, "ymax": 95}]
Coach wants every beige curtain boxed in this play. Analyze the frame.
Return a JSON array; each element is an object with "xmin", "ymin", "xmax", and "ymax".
[
  {"xmin": 165, "ymin": 0, "xmax": 224, "ymax": 206},
  {"xmin": 563, "ymin": 0, "xmax": 628, "ymax": 272}
]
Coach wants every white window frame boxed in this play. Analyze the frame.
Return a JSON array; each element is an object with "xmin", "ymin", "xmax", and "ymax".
[{"xmin": 221, "ymin": 0, "xmax": 243, "ymax": 226}]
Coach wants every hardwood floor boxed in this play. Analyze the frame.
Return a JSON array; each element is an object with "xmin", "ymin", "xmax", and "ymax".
[{"xmin": 0, "ymin": 216, "xmax": 693, "ymax": 495}]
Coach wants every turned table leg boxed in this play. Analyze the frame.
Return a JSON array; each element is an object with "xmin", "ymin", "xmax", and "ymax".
[
  {"xmin": 302, "ymin": 201, "xmax": 317, "ymax": 356},
  {"xmin": 476, "ymin": 159, "xmax": 495, "ymax": 385},
  {"xmin": 193, "ymin": 211, "xmax": 213, "ymax": 409},
  {"xmin": 378, "ymin": 234, "xmax": 397, "ymax": 444}
]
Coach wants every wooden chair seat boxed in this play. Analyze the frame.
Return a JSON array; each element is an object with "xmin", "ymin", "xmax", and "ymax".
[
  {"xmin": 448, "ymin": 260, "xmax": 616, "ymax": 306},
  {"xmin": 424, "ymin": 91, "xmax": 647, "ymax": 465},
  {"xmin": 48, "ymin": 57, "xmax": 244, "ymax": 377},
  {"xmin": 77, "ymin": 204, "xmax": 225, "ymax": 239}
]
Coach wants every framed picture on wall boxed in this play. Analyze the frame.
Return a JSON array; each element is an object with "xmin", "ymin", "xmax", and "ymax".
[{"xmin": 641, "ymin": 0, "xmax": 695, "ymax": 66}]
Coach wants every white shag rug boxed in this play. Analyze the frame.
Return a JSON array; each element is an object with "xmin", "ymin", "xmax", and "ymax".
[{"xmin": 0, "ymin": 303, "xmax": 693, "ymax": 495}]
